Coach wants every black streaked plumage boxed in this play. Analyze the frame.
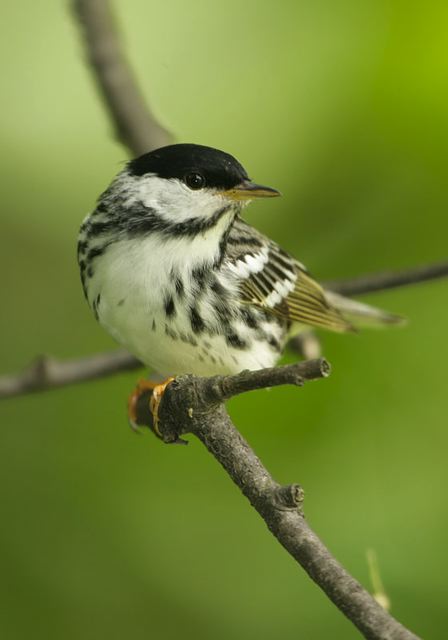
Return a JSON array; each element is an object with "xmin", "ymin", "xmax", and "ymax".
[
  {"xmin": 77, "ymin": 143, "xmax": 402, "ymax": 378},
  {"xmin": 164, "ymin": 295, "xmax": 176, "ymax": 318}
]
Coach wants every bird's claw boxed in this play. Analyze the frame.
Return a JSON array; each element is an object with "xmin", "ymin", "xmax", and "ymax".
[{"xmin": 127, "ymin": 377, "xmax": 175, "ymax": 438}]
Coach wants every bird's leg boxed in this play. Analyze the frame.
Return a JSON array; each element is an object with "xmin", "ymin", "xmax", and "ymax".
[{"xmin": 128, "ymin": 377, "xmax": 175, "ymax": 437}]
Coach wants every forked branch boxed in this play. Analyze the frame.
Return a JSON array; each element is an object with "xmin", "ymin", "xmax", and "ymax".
[{"xmin": 134, "ymin": 360, "xmax": 418, "ymax": 640}]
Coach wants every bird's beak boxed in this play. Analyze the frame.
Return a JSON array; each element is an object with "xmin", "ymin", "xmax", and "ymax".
[{"xmin": 224, "ymin": 180, "xmax": 281, "ymax": 201}]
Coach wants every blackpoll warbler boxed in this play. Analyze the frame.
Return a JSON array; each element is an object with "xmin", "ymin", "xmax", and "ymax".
[{"xmin": 78, "ymin": 144, "xmax": 401, "ymax": 432}]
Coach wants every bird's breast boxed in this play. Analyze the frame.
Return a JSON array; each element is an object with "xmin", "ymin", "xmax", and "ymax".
[{"xmin": 82, "ymin": 235, "xmax": 286, "ymax": 376}]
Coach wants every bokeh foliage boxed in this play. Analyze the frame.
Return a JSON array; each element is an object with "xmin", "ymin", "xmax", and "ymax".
[{"xmin": 1, "ymin": 1, "xmax": 447, "ymax": 638}]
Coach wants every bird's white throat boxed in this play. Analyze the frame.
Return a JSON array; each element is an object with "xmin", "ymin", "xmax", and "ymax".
[{"xmin": 108, "ymin": 171, "xmax": 241, "ymax": 227}]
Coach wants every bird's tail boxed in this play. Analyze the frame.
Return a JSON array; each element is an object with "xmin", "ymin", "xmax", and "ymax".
[{"xmin": 324, "ymin": 290, "xmax": 406, "ymax": 330}]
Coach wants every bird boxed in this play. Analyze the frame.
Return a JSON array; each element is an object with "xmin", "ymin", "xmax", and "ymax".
[{"xmin": 78, "ymin": 143, "xmax": 402, "ymax": 435}]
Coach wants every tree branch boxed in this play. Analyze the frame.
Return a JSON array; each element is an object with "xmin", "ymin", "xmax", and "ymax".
[
  {"xmin": 203, "ymin": 358, "xmax": 331, "ymax": 402},
  {"xmin": 0, "ymin": 350, "xmax": 141, "ymax": 399},
  {"xmin": 325, "ymin": 260, "xmax": 448, "ymax": 297},
  {"xmin": 72, "ymin": 0, "xmax": 173, "ymax": 155},
  {"xmin": 133, "ymin": 360, "xmax": 418, "ymax": 640}
]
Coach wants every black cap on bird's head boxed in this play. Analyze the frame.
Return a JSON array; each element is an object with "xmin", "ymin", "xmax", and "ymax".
[{"xmin": 128, "ymin": 143, "xmax": 280, "ymax": 200}]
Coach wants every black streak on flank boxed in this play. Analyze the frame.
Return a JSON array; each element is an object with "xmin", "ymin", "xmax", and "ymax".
[
  {"xmin": 179, "ymin": 332, "xmax": 198, "ymax": 347},
  {"xmin": 165, "ymin": 325, "xmax": 178, "ymax": 340},
  {"xmin": 151, "ymin": 318, "xmax": 156, "ymax": 331},
  {"xmin": 192, "ymin": 265, "xmax": 208, "ymax": 287},
  {"xmin": 226, "ymin": 333, "xmax": 247, "ymax": 349},
  {"xmin": 86, "ymin": 220, "xmax": 116, "ymax": 237},
  {"xmin": 267, "ymin": 334, "xmax": 281, "ymax": 352},
  {"xmin": 86, "ymin": 246, "xmax": 106, "ymax": 262},
  {"xmin": 164, "ymin": 295, "xmax": 176, "ymax": 318},
  {"xmin": 210, "ymin": 277, "xmax": 226, "ymax": 297},
  {"xmin": 96, "ymin": 202, "xmax": 108, "ymax": 213},
  {"xmin": 92, "ymin": 294, "xmax": 101, "ymax": 320},
  {"xmin": 174, "ymin": 275, "xmax": 184, "ymax": 298},
  {"xmin": 190, "ymin": 307, "xmax": 206, "ymax": 334},
  {"xmin": 77, "ymin": 240, "xmax": 88, "ymax": 254},
  {"xmin": 240, "ymin": 307, "xmax": 258, "ymax": 329}
]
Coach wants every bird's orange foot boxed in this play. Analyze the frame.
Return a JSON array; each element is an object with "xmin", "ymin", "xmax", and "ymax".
[{"xmin": 128, "ymin": 377, "xmax": 175, "ymax": 438}]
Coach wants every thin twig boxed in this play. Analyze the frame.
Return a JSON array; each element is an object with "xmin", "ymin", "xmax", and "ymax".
[
  {"xmin": 0, "ymin": 350, "xmax": 141, "ymax": 398},
  {"xmin": 205, "ymin": 358, "xmax": 331, "ymax": 403},
  {"xmin": 149, "ymin": 363, "xmax": 419, "ymax": 640},
  {"xmin": 72, "ymin": 0, "xmax": 173, "ymax": 155},
  {"xmin": 325, "ymin": 260, "xmax": 448, "ymax": 297}
]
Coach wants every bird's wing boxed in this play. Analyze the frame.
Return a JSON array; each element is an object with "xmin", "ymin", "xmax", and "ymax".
[{"xmin": 225, "ymin": 218, "xmax": 353, "ymax": 333}]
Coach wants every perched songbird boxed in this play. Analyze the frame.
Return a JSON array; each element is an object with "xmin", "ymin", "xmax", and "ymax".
[{"xmin": 78, "ymin": 144, "xmax": 401, "ymax": 432}]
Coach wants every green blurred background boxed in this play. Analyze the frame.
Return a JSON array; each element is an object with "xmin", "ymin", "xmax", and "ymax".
[{"xmin": 1, "ymin": 1, "xmax": 447, "ymax": 638}]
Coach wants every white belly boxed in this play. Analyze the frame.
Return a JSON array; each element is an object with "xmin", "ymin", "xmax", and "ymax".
[{"xmin": 86, "ymin": 237, "xmax": 282, "ymax": 376}]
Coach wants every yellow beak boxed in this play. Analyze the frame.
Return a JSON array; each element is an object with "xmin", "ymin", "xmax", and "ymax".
[{"xmin": 223, "ymin": 180, "xmax": 281, "ymax": 201}]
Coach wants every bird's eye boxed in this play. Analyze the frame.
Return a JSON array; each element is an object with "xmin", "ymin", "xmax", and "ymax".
[{"xmin": 185, "ymin": 172, "xmax": 205, "ymax": 190}]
